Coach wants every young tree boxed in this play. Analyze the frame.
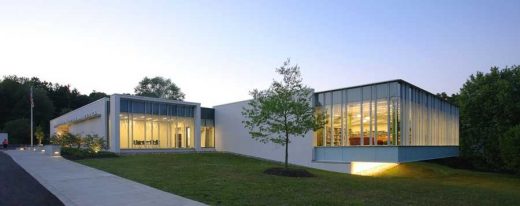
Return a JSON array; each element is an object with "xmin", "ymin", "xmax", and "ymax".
[
  {"xmin": 134, "ymin": 76, "xmax": 185, "ymax": 100},
  {"xmin": 242, "ymin": 59, "xmax": 324, "ymax": 169},
  {"xmin": 35, "ymin": 126, "xmax": 45, "ymax": 146}
]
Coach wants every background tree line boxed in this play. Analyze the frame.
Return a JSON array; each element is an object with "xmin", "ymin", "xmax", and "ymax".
[
  {"xmin": 0, "ymin": 76, "xmax": 108, "ymax": 144},
  {"xmin": 0, "ymin": 75, "xmax": 183, "ymax": 145},
  {"xmin": 438, "ymin": 65, "xmax": 520, "ymax": 173}
]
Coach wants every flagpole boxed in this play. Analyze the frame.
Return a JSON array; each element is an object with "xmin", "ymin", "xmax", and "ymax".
[{"xmin": 31, "ymin": 87, "xmax": 33, "ymax": 148}]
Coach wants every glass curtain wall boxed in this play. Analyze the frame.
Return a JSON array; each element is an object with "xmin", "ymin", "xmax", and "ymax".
[
  {"xmin": 201, "ymin": 119, "xmax": 215, "ymax": 148},
  {"xmin": 332, "ymin": 91, "xmax": 342, "ymax": 146},
  {"xmin": 346, "ymin": 88, "xmax": 362, "ymax": 145},
  {"xmin": 314, "ymin": 81, "xmax": 458, "ymax": 147},
  {"xmin": 399, "ymin": 84, "xmax": 459, "ymax": 146},
  {"xmin": 119, "ymin": 99, "xmax": 195, "ymax": 149},
  {"xmin": 200, "ymin": 108, "xmax": 215, "ymax": 148},
  {"xmin": 314, "ymin": 94, "xmax": 325, "ymax": 146}
]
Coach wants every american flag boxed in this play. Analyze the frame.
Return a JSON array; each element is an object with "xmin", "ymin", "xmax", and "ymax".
[{"xmin": 30, "ymin": 87, "xmax": 34, "ymax": 108}]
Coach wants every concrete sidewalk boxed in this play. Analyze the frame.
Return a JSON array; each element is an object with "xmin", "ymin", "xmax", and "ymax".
[{"xmin": 5, "ymin": 150, "xmax": 206, "ymax": 206}]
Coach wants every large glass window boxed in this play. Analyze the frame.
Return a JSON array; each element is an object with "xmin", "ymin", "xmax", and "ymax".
[
  {"xmin": 201, "ymin": 119, "xmax": 215, "ymax": 148},
  {"xmin": 376, "ymin": 99, "xmax": 389, "ymax": 145},
  {"xmin": 347, "ymin": 103, "xmax": 361, "ymax": 145},
  {"xmin": 314, "ymin": 93, "xmax": 325, "ymax": 146},
  {"xmin": 314, "ymin": 81, "xmax": 458, "ymax": 147},
  {"xmin": 361, "ymin": 86, "xmax": 373, "ymax": 145},
  {"xmin": 332, "ymin": 91, "xmax": 342, "ymax": 146},
  {"xmin": 346, "ymin": 88, "xmax": 362, "ymax": 146},
  {"xmin": 324, "ymin": 93, "xmax": 332, "ymax": 146},
  {"xmin": 119, "ymin": 99, "xmax": 195, "ymax": 149},
  {"xmin": 342, "ymin": 91, "xmax": 348, "ymax": 146}
]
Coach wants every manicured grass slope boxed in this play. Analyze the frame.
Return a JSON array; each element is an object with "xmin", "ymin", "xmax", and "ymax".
[{"xmin": 78, "ymin": 153, "xmax": 520, "ymax": 206}]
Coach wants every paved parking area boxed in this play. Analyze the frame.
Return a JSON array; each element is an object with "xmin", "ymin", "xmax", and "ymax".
[{"xmin": 5, "ymin": 150, "xmax": 206, "ymax": 206}]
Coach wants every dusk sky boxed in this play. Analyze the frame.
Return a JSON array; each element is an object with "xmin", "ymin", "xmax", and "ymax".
[{"xmin": 1, "ymin": 0, "xmax": 519, "ymax": 107}]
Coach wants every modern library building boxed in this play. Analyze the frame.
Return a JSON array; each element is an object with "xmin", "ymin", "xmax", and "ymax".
[{"xmin": 50, "ymin": 80, "xmax": 459, "ymax": 174}]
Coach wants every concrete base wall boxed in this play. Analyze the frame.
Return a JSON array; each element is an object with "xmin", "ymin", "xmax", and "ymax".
[{"xmin": 314, "ymin": 146, "xmax": 459, "ymax": 163}]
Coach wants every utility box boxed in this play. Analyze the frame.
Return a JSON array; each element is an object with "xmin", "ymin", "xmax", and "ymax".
[{"xmin": 0, "ymin": 133, "xmax": 7, "ymax": 143}]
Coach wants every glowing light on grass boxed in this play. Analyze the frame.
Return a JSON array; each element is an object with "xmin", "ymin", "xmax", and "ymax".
[{"xmin": 350, "ymin": 162, "xmax": 398, "ymax": 176}]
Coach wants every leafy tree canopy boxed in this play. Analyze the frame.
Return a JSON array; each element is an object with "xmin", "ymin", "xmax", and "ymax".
[
  {"xmin": 456, "ymin": 65, "xmax": 520, "ymax": 171},
  {"xmin": 499, "ymin": 125, "xmax": 520, "ymax": 173},
  {"xmin": 242, "ymin": 59, "xmax": 325, "ymax": 168},
  {"xmin": 134, "ymin": 76, "xmax": 185, "ymax": 100},
  {"xmin": 2, "ymin": 118, "xmax": 30, "ymax": 144},
  {"xmin": 0, "ymin": 75, "xmax": 108, "ymax": 144}
]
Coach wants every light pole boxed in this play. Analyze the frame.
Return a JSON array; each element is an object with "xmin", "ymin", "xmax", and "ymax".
[{"xmin": 30, "ymin": 86, "xmax": 34, "ymax": 148}]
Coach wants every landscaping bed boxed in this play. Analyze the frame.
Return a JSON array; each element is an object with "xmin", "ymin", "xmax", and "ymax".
[
  {"xmin": 61, "ymin": 147, "xmax": 118, "ymax": 160},
  {"xmin": 263, "ymin": 167, "xmax": 314, "ymax": 177}
]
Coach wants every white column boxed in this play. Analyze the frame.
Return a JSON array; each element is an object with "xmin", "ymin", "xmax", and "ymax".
[
  {"xmin": 194, "ymin": 104, "xmax": 202, "ymax": 151},
  {"xmin": 109, "ymin": 95, "xmax": 120, "ymax": 153}
]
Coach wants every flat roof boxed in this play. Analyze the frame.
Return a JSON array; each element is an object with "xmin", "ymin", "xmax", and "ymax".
[
  {"xmin": 114, "ymin": 94, "xmax": 200, "ymax": 106},
  {"xmin": 314, "ymin": 79, "xmax": 457, "ymax": 107}
]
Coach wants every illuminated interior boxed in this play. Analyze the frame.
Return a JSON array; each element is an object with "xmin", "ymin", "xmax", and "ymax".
[
  {"xmin": 119, "ymin": 98, "xmax": 195, "ymax": 149},
  {"xmin": 315, "ymin": 81, "xmax": 459, "ymax": 146},
  {"xmin": 350, "ymin": 162, "xmax": 398, "ymax": 176},
  {"xmin": 55, "ymin": 124, "xmax": 70, "ymax": 136},
  {"xmin": 200, "ymin": 119, "xmax": 215, "ymax": 148}
]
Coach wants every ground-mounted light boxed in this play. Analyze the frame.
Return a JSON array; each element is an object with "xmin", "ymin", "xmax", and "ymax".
[
  {"xmin": 41, "ymin": 149, "xmax": 46, "ymax": 153},
  {"xmin": 52, "ymin": 151, "xmax": 61, "ymax": 156},
  {"xmin": 350, "ymin": 162, "xmax": 398, "ymax": 176},
  {"xmin": 19, "ymin": 147, "xmax": 25, "ymax": 151}
]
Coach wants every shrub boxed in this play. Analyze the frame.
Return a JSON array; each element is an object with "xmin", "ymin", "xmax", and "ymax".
[
  {"xmin": 60, "ymin": 147, "xmax": 118, "ymax": 160},
  {"xmin": 51, "ymin": 132, "xmax": 82, "ymax": 148},
  {"xmin": 499, "ymin": 125, "xmax": 520, "ymax": 174},
  {"xmin": 95, "ymin": 151, "xmax": 119, "ymax": 158},
  {"xmin": 60, "ymin": 147, "xmax": 91, "ymax": 160},
  {"xmin": 51, "ymin": 133, "xmax": 105, "ymax": 150},
  {"xmin": 52, "ymin": 133, "xmax": 113, "ymax": 159},
  {"xmin": 50, "ymin": 134, "xmax": 64, "ymax": 146},
  {"xmin": 83, "ymin": 134, "xmax": 106, "ymax": 153},
  {"xmin": 70, "ymin": 133, "xmax": 82, "ymax": 149}
]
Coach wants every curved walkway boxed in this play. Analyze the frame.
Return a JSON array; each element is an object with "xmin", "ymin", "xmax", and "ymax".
[{"xmin": 5, "ymin": 150, "xmax": 206, "ymax": 206}]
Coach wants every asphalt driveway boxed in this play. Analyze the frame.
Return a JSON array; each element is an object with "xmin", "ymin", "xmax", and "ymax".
[{"xmin": 0, "ymin": 151, "xmax": 63, "ymax": 206}]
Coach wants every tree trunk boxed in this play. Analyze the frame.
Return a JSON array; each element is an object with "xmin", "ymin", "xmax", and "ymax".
[{"xmin": 285, "ymin": 132, "xmax": 289, "ymax": 169}]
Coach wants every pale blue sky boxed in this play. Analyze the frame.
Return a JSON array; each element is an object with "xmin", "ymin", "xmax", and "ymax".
[{"xmin": 1, "ymin": 0, "xmax": 519, "ymax": 107}]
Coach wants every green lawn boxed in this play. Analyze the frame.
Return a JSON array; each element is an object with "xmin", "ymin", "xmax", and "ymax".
[{"xmin": 78, "ymin": 153, "xmax": 520, "ymax": 206}]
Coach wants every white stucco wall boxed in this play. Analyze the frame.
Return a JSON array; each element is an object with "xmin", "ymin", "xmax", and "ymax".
[
  {"xmin": 214, "ymin": 100, "xmax": 351, "ymax": 173},
  {"xmin": 50, "ymin": 98, "xmax": 109, "ymax": 141}
]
